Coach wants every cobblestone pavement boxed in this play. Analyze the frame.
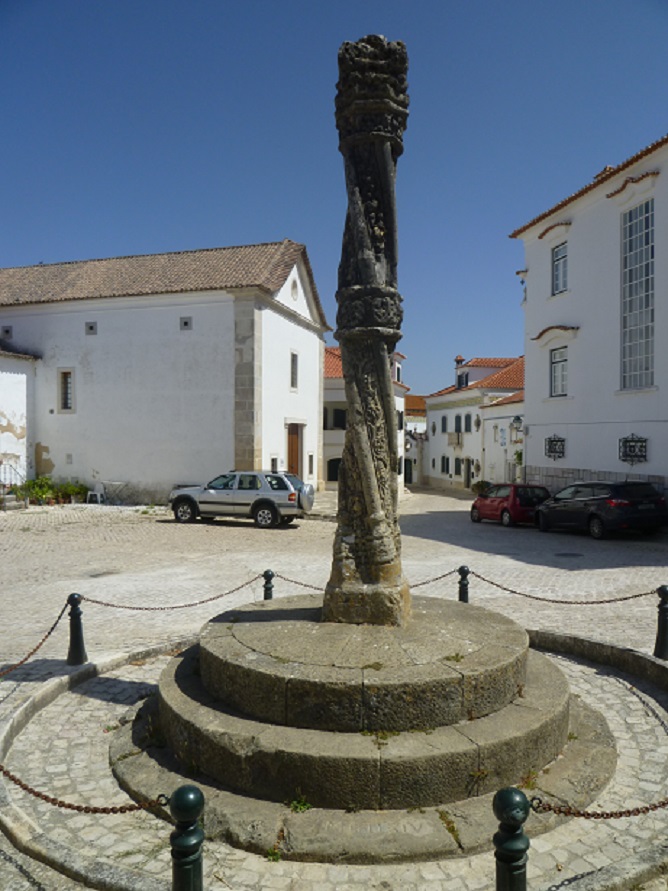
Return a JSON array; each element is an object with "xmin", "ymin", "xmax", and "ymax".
[{"xmin": 1, "ymin": 491, "xmax": 668, "ymax": 890}]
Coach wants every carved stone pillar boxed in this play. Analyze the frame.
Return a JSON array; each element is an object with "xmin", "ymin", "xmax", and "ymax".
[{"xmin": 323, "ymin": 35, "xmax": 411, "ymax": 626}]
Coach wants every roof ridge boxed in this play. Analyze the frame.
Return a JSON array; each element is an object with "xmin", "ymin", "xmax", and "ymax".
[{"xmin": 1, "ymin": 239, "xmax": 299, "ymax": 273}]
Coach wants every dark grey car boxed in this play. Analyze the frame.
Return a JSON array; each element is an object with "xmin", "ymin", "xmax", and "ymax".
[
  {"xmin": 535, "ymin": 481, "xmax": 667, "ymax": 539},
  {"xmin": 168, "ymin": 471, "xmax": 314, "ymax": 528}
]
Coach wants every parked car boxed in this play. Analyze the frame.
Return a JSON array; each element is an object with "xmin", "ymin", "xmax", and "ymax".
[
  {"xmin": 535, "ymin": 481, "xmax": 667, "ymax": 539},
  {"xmin": 168, "ymin": 471, "xmax": 315, "ymax": 528},
  {"xmin": 470, "ymin": 483, "xmax": 550, "ymax": 526}
]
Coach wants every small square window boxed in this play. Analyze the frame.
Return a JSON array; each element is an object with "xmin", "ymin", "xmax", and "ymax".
[
  {"xmin": 85, "ymin": 322, "xmax": 97, "ymax": 335},
  {"xmin": 180, "ymin": 317, "xmax": 193, "ymax": 331},
  {"xmin": 1, "ymin": 325, "xmax": 12, "ymax": 339}
]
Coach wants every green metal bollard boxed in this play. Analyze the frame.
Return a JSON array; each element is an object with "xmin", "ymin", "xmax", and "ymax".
[
  {"xmin": 654, "ymin": 586, "xmax": 668, "ymax": 660},
  {"xmin": 263, "ymin": 569, "xmax": 274, "ymax": 600},
  {"xmin": 458, "ymin": 565, "xmax": 470, "ymax": 603},
  {"xmin": 492, "ymin": 787, "xmax": 531, "ymax": 891},
  {"xmin": 170, "ymin": 785, "xmax": 204, "ymax": 891},
  {"xmin": 66, "ymin": 593, "xmax": 88, "ymax": 666}
]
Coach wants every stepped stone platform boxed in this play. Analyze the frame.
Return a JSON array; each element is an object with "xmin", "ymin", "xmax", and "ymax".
[{"xmin": 112, "ymin": 594, "xmax": 618, "ymax": 862}]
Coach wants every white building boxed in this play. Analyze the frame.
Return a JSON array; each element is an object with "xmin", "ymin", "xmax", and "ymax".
[
  {"xmin": 323, "ymin": 345, "xmax": 407, "ymax": 493},
  {"xmin": 479, "ymin": 390, "xmax": 525, "ymax": 486},
  {"xmin": 424, "ymin": 356, "xmax": 524, "ymax": 491},
  {"xmin": 0, "ymin": 239, "xmax": 329, "ymax": 502},
  {"xmin": 511, "ymin": 133, "xmax": 668, "ymax": 491}
]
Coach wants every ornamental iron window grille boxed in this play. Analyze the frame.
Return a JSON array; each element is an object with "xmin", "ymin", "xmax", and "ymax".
[
  {"xmin": 545, "ymin": 435, "xmax": 565, "ymax": 460},
  {"xmin": 619, "ymin": 433, "xmax": 648, "ymax": 466}
]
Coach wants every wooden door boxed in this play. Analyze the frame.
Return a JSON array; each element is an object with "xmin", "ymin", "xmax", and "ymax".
[{"xmin": 287, "ymin": 424, "xmax": 301, "ymax": 475}]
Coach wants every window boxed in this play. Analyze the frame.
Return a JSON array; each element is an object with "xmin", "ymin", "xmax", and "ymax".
[
  {"xmin": 454, "ymin": 415, "xmax": 462, "ymax": 433},
  {"xmin": 552, "ymin": 242, "xmax": 568, "ymax": 294},
  {"xmin": 441, "ymin": 455, "xmax": 446, "ymax": 473},
  {"xmin": 454, "ymin": 457, "xmax": 462, "ymax": 476},
  {"xmin": 621, "ymin": 199, "xmax": 654, "ymax": 389},
  {"xmin": 333, "ymin": 408, "xmax": 347, "ymax": 429},
  {"xmin": 271, "ymin": 457, "xmax": 278, "ymax": 473},
  {"xmin": 290, "ymin": 352, "xmax": 299, "ymax": 389},
  {"xmin": 58, "ymin": 370, "xmax": 74, "ymax": 412},
  {"xmin": 550, "ymin": 347, "xmax": 568, "ymax": 396},
  {"xmin": 397, "ymin": 410, "xmax": 404, "ymax": 431},
  {"xmin": 308, "ymin": 453, "xmax": 314, "ymax": 476},
  {"xmin": 464, "ymin": 414, "xmax": 472, "ymax": 433},
  {"xmin": 456, "ymin": 371, "xmax": 469, "ymax": 389},
  {"xmin": 441, "ymin": 415, "xmax": 447, "ymax": 433}
]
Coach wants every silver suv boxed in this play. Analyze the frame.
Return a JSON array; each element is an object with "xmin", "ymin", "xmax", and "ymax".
[{"xmin": 168, "ymin": 471, "xmax": 315, "ymax": 528}]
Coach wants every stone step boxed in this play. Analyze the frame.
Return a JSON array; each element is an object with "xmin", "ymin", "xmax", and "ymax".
[
  {"xmin": 199, "ymin": 595, "xmax": 529, "ymax": 732},
  {"xmin": 158, "ymin": 645, "xmax": 570, "ymax": 811}
]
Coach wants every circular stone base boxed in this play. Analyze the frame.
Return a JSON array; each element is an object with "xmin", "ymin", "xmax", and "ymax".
[
  {"xmin": 111, "ymin": 692, "xmax": 617, "ymax": 864},
  {"xmin": 199, "ymin": 594, "xmax": 529, "ymax": 731}
]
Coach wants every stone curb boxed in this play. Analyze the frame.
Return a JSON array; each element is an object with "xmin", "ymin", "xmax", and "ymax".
[
  {"xmin": 1, "ymin": 631, "xmax": 668, "ymax": 890},
  {"xmin": 528, "ymin": 628, "xmax": 668, "ymax": 890},
  {"xmin": 0, "ymin": 636, "xmax": 196, "ymax": 891}
]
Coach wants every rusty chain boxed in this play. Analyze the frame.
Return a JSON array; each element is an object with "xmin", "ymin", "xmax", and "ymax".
[
  {"xmin": 469, "ymin": 571, "xmax": 656, "ymax": 605},
  {"xmin": 532, "ymin": 795, "xmax": 668, "ymax": 820},
  {"xmin": 81, "ymin": 574, "xmax": 263, "ymax": 611},
  {"xmin": 0, "ymin": 602, "xmax": 69, "ymax": 679},
  {"xmin": 0, "ymin": 762, "xmax": 168, "ymax": 814},
  {"xmin": 273, "ymin": 573, "xmax": 322, "ymax": 592},
  {"xmin": 411, "ymin": 569, "xmax": 458, "ymax": 589}
]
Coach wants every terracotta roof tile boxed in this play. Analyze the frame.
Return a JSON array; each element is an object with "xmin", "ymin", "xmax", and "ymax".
[
  {"xmin": 324, "ymin": 346, "xmax": 343, "ymax": 378},
  {"xmin": 405, "ymin": 394, "xmax": 426, "ymax": 414},
  {"xmin": 0, "ymin": 239, "xmax": 328, "ymax": 326},
  {"xmin": 510, "ymin": 132, "xmax": 668, "ymax": 238},
  {"xmin": 462, "ymin": 357, "xmax": 517, "ymax": 369},
  {"xmin": 469, "ymin": 357, "xmax": 524, "ymax": 390}
]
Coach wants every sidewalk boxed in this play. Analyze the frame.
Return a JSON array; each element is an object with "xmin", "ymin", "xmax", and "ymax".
[{"xmin": 1, "ymin": 497, "xmax": 668, "ymax": 890}]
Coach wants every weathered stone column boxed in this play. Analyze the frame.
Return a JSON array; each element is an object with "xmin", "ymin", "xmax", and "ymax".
[{"xmin": 323, "ymin": 35, "xmax": 411, "ymax": 626}]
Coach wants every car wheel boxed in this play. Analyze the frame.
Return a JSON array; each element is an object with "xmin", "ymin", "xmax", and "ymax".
[
  {"xmin": 589, "ymin": 516, "xmax": 606, "ymax": 540},
  {"xmin": 254, "ymin": 504, "xmax": 278, "ymax": 528},
  {"xmin": 537, "ymin": 512, "xmax": 550, "ymax": 532},
  {"xmin": 470, "ymin": 506, "xmax": 481, "ymax": 523},
  {"xmin": 501, "ymin": 509, "xmax": 514, "ymax": 527},
  {"xmin": 173, "ymin": 499, "xmax": 197, "ymax": 523}
]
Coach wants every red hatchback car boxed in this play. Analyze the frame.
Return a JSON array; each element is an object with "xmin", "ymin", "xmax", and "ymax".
[{"xmin": 470, "ymin": 483, "xmax": 550, "ymax": 527}]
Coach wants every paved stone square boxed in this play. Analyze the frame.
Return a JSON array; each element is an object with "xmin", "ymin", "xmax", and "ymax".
[{"xmin": 1, "ymin": 491, "xmax": 668, "ymax": 889}]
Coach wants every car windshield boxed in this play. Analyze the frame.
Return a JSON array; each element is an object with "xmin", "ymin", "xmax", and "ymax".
[{"xmin": 207, "ymin": 474, "xmax": 236, "ymax": 490}]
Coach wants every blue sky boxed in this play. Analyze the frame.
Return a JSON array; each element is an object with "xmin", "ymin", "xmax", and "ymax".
[{"xmin": 2, "ymin": 0, "xmax": 667, "ymax": 394}]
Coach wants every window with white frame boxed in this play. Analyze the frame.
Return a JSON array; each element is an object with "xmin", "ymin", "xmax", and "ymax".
[
  {"xmin": 59, "ymin": 369, "xmax": 75, "ymax": 412},
  {"xmin": 550, "ymin": 347, "xmax": 568, "ymax": 397},
  {"xmin": 621, "ymin": 199, "xmax": 654, "ymax": 389},
  {"xmin": 552, "ymin": 242, "xmax": 568, "ymax": 295},
  {"xmin": 441, "ymin": 415, "xmax": 447, "ymax": 433}
]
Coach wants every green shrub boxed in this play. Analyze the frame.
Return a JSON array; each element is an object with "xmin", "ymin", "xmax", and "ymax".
[{"xmin": 471, "ymin": 480, "xmax": 491, "ymax": 495}]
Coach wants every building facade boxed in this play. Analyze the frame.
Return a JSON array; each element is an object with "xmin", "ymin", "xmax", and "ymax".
[
  {"xmin": 424, "ymin": 357, "xmax": 524, "ymax": 491},
  {"xmin": 512, "ymin": 133, "xmax": 668, "ymax": 491},
  {"xmin": 0, "ymin": 240, "xmax": 328, "ymax": 502}
]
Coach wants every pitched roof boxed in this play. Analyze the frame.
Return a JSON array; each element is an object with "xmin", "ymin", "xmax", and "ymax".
[
  {"xmin": 324, "ymin": 346, "xmax": 344, "ymax": 378},
  {"xmin": 0, "ymin": 239, "xmax": 328, "ymax": 325},
  {"xmin": 461, "ymin": 357, "xmax": 517, "ymax": 369},
  {"xmin": 483, "ymin": 390, "xmax": 524, "ymax": 408},
  {"xmin": 405, "ymin": 394, "xmax": 426, "ymax": 415},
  {"xmin": 510, "ymin": 131, "xmax": 668, "ymax": 239},
  {"xmin": 472, "ymin": 357, "xmax": 524, "ymax": 390}
]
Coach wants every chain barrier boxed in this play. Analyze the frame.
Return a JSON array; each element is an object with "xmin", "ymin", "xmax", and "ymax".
[
  {"xmin": 81, "ymin": 574, "xmax": 263, "ymax": 611},
  {"xmin": 0, "ymin": 602, "xmax": 69, "ymax": 680},
  {"xmin": 469, "ymin": 571, "xmax": 656, "ymax": 606},
  {"xmin": 273, "ymin": 573, "xmax": 322, "ymax": 592},
  {"xmin": 0, "ymin": 761, "xmax": 168, "ymax": 814},
  {"xmin": 411, "ymin": 569, "xmax": 458, "ymax": 589},
  {"xmin": 531, "ymin": 794, "xmax": 668, "ymax": 820}
]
